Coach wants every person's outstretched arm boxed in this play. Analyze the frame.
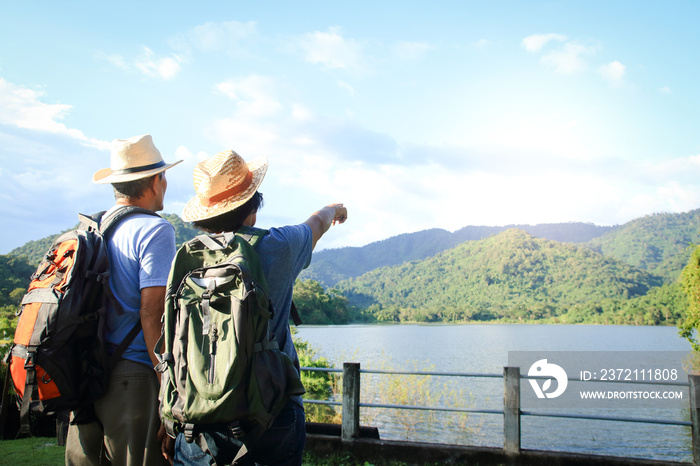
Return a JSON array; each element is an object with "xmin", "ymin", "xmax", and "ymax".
[{"xmin": 304, "ymin": 203, "xmax": 348, "ymax": 250}]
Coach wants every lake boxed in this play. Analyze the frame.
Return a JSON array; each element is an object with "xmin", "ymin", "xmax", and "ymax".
[{"xmin": 296, "ymin": 323, "xmax": 694, "ymax": 462}]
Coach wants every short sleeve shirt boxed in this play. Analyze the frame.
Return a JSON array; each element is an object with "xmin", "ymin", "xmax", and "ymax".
[
  {"xmin": 104, "ymin": 208, "xmax": 176, "ymax": 367},
  {"xmin": 255, "ymin": 224, "xmax": 313, "ymax": 368}
]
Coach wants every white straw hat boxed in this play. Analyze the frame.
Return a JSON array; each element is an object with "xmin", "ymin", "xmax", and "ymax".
[
  {"xmin": 93, "ymin": 134, "xmax": 182, "ymax": 184},
  {"xmin": 182, "ymin": 150, "xmax": 268, "ymax": 222}
]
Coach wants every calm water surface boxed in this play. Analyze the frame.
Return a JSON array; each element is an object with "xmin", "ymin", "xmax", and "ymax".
[{"xmin": 297, "ymin": 324, "xmax": 693, "ymax": 462}]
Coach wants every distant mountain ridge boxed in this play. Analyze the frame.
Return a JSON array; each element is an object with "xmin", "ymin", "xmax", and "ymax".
[
  {"xmin": 335, "ymin": 228, "xmax": 665, "ymax": 322},
  {"xmin": 7, "ymin": 209, "xmax": 699, "ymax": 292},
  {"xmin": 300, "ymin": 222, "xmax": 615, "ymax": 287},
  {"xmin": 3, "ymin": 209, "xmax": 698, "ymax": 326},
  {"xmin": 8, "ymin": 213, "xmax": 200, "ymax": 267},
  {"xmin": 300, "ymin": 211, "xmax": 700, "ymax": 288},
  {"xmin": 585, "ymin": 209, "xmax": 700, "ymax": 283}
]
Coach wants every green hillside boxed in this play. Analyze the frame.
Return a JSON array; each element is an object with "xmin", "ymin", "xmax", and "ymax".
[
  {"xmin": 585, "ymin": 209, "xmax": 700, "ymax": 284},
  {"xmin": 3, "ymin": 210, "xmax": 698, "ymax": 328},
  {"xmin": 302, "ymin": 222, "xmax": 614, "ymax": 287},
  {"xmin": 0, "ymin": 255, "xmax": 35, "ymax": 307},
  {"xmin": 304, "ymin": 211, "xmax": 698, "ymax": 289},
  {"xmin": 1, "ymin": 214, "xmax": 202, "ymax": 339},
  {"xmin": 162, "ymin": 213, "xmax": 203, "ymax": 247},
  {"xmin": 8, "ymin": 212, "xmax": 200, "ymax": 267},
  {"xmin": 336, "ymin": 229, "xmax": 666, "ymax": 323},
  {"xmin": 300, "ymin": 228, "xmax": 457, "ymax": 286}
]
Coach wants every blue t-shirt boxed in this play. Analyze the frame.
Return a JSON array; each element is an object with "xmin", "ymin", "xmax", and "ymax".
[
  {"xmin": 104, "ymin": 208, "xmax": 176, "ymax": 367},
  {"xmin": 256, "ymin": 224, "xmax": 313, "ymax": 369}
]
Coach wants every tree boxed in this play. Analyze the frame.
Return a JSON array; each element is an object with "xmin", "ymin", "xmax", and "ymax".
[
  {"xmin": 292, "ymin": 279, "xmax": 357, "ymax": 324},
  {"xmin": 292, "ymin": 328, "xmax": 339, "ymax": 423},
  {"xmin": 679, "ymin": 245, "xmax": 700, "ymax": 350}
]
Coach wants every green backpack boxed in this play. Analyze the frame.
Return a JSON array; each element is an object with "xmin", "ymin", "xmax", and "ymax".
[{"xmin": 157, "ymin": 227, "xmax": 305, "ymax": 446}]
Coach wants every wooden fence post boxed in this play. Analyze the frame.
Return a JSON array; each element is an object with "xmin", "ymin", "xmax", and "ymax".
[
  {"xmin": 503, "ymin": 366, "xmax": 521, "ymax": 455},
  {"xmin": 689, "ymin": 374, "xmax": 700, "ymax": 465},
  {"xmin": 342, "ymin": 362, "xmax": 361, "ymax": 441}
]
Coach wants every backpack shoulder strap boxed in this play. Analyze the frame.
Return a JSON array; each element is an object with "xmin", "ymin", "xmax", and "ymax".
[
  {"xmin": 88, "ymin": 206, "xmax": 160, "ymax": 321},
  {"xmin": 109, "ymin": 320, "xmax": 143, "ymax": 366},
  {"xmin": 98, "ymin": 206, "xmax": 161, "ymax": 237},
  {"xmin": 193, "ymin": 233, "xmax": 234, "ymax": 251},
  {"xmin": 235, "ymin": 226, "xmax": 268, "ymax": 247}
]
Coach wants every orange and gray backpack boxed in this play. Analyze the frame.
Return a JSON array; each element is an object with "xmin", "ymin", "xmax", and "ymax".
[{"xmin": 5, "ymin": 206, "xmax": 158, "ymax": 434}]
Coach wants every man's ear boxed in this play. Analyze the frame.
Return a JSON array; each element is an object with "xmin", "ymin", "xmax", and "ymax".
[{"xmin": 150, "ymin": 174, "xmax": 161, "ymax": 193}]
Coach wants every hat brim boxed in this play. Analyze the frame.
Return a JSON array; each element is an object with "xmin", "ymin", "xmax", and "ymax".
[
  {"xmin": 93, "ymin": 160, "xmax": 183, "ymax": 184},
  {"xmin": 181, "ymin": 158, "xmax": 268, "ymax": 223}
]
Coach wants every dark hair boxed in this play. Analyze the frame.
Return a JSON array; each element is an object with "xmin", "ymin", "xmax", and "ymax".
[
  {"xmin": 112, "ymin": 173, "xmax": 162, "ymax": 200},
  {"xmin": 193, "ymin": 192, "xmax": 264, "ymax": 233}
]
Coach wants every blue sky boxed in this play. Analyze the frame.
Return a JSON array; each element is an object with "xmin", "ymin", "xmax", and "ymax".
[{"xmin": 1, "ymin": 1, "xmax": 699, "ymax": 254}]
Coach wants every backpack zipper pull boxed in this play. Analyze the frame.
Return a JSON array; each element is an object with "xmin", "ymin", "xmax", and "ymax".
[{"xmin": 208, "ymin": 323, "xmax": 218, "ymax": 384}]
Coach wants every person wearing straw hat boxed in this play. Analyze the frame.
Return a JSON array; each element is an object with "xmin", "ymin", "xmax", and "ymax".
[
  {"xmin": 66, "ymin": 134, "xmax": 182, "ymax": 466},
  {"xmin": 173, "ymin": 149, "xmax": 347, "ymax": 465}
]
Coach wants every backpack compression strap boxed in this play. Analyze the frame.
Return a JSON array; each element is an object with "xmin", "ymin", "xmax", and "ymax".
[{"xmin": 192, "ymin": 228, "xmax": 304, "ymax": 326}]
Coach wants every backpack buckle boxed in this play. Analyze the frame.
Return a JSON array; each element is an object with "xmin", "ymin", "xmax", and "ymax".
[
  {"xmin": 228, "ymin": 420, "xmax": 245, "ymax": 439},
  {"xmin": 184, "ymin": 423, "xmax": 195, "ymax": 443},
  {"xmin": 24, "ymin": 350, "xmax": 36, "ymax": 369}
]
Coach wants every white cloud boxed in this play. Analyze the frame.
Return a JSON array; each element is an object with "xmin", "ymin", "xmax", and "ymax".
[
  {"xmin": 659, "ymin": 86, "xmax": 672, "ymax": 94},
  {"xmin": 134, "ymin": 47, "xmax": 183, "ymax": 80},
  {"xmin": 522, "ymin": 33, "xmax": 567, "ymax": 52},
  {"xmin": 540, "ymin": 42, "xmax": 596, "ymax": 74},
  {"xmin": 0, "ymin": 124, "xmax": 115, "ymax": 251},
  {"xmin": 523, "ymin": 34, "xmax": 603, "ymax": 76},
  {"xmin": 187, "ymin": 20, "xmax": 257, "ymax": 53},
  {"xmin": 4, "ymin": 74, "xmax": 697, "ymax": 255},
  {"xmin": 394, "ymin": 41, "xmax": 433, "ymax": 60},
  {"xmin": 0, "ymin": 78, "xmax": 107, "ymax": 149},
  {"xmin": 337, "ymin": 80, "xmax": 357, "ymax": 97},
  {"xmin": 472, "ymin": 39, "xmax": 490, "ymax": 50},
  {"xmin": 0, "ymin": 79, "xmax": 71, "ymax": 132},
  {"xmin": 291, "ymin": 104, "xmax": 313, "ymax": 121},
  {"xmin": 209, "ymin": 117, "xmax": 281, "ymax": 158},
  {"xmin": 215, "ymin": 75, "xmax": 282, "ymax": 118},
  {"xmin": 632, "ymin": 153, "xmax": 700, "ymax": 185},
  {"xmin": 97, "ymin": 52, "xmax": 128, "ymax": 70},
  {"xmin": 99, "ymin": 46, "xmax": 184, "ymax": 80},
  {"xmin": 203, "ymin": 90, "xmax": 700, "ymax": 248},
  {"xmin": 296, "ymin": 27, "xmax": 364, "ymax": 71},
  {"xmin": 599, "ymin": 61, "xmax": 626, "ymax": 84}
]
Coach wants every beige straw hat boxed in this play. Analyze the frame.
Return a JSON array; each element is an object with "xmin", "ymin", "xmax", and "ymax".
[
  {"xmin": 182, "ymin": 150, "xmax": 268, "ymax": 222},
  {"xmin": 93, "ymin": 134, "xmax": 182, "ymax": 184}
]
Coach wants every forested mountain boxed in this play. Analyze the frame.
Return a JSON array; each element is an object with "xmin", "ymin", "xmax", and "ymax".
[
  {"xmin": 453, "ymin": 222, "xmax": 614, "ymax": 244},
  {"xmin": 8, "ymin": 212, "xmax": 201, "ymax": 267},
  {"xmin": 299, "ymin": 228, "xmax": 457, "ymax": 287},
  {"xmin": 302, "ymin": 211, "xmax": 699, "ymax": 288},
  {"xmin": 584, "ymin": 209, "xmax": 700, "ymax": 284},
  {"xmin": 301, "ymin": 222, "xmax": 614, "ymax": 287},
  {"xmin": 0, "ymin": 255, "xmax": 35, "ymax": 310},
  {"xmin": 2, "ymin": 209, "xmax": 698, "ymax": 327},
  {"xmin": 335, "ymin": 229, "xmax": 665, "ymax": 323}
]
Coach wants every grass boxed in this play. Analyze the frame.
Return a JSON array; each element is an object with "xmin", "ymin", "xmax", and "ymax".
[
  {"xmin": 0, "ymin": 437, "xmax": 64, "ymax": 465},
  {"xmin": 0, "ymin": 438, "xmax": 415, "ymax": 466},
  {"xmin": 302, "ymin": 451, "xmax": 416, "ymax": 466}
]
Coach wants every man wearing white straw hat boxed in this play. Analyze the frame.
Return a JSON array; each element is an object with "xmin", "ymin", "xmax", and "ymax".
[
  {"xmin": 173, "ymin": 149, "xmax": 347, "ymax": 465},
  {"xmin": 66, "ymin": 134, "xmax": 182, "ymax": 466}
]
